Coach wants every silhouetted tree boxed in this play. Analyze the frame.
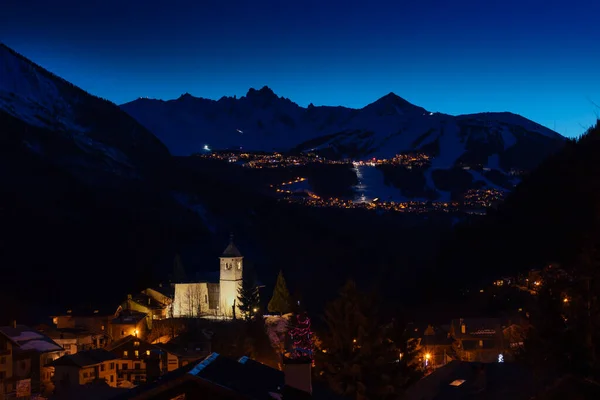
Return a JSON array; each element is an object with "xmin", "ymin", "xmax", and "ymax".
[
  {"xmin": 315, "ymin": 280, "xmax": 420, "ymax": 400},
  {"xmin": 172, "ymin": 253, "xmax": 187, "ymax": 283},
  {"xmin": 238, "ymin": 272, "xmax": 260, "ymax": 320},
  {"xmin": 268, "ymin": 270, "xmax": 292, "ymax": 315}
]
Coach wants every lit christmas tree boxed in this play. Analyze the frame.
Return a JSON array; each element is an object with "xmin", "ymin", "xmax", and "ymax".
[{"xmin": 287, "ymin": 312, "xmax": 314, "ymax": 362}]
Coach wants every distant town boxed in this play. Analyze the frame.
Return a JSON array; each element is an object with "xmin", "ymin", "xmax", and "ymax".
[{"xmin": 198, "ymin": 150, "xmax": 509, "ymax": 214}]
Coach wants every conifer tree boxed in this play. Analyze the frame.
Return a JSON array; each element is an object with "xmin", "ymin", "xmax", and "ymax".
[
  {"xmin": 316, "ymin": 280, "xmax": 420, "ymax": 399},
  {"xmin": 238, "ymin": 272, "xmax": 260, "ymax": 320},
  {"xmin": 268, "ymin": 270, "xmax": 292, "ymax": 315},
  {"xmin": 172, "ymin": 253, "xmax": 187, "ymax": 283}
]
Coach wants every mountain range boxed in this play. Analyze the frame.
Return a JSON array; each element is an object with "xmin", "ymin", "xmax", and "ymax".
[
  {"xmin": 122, "ymin": 87, "xmax": 564, "ymax": 167},
  {"xmin": 122, "ymin": 87, "xmax": 566, "ymax": 201}
]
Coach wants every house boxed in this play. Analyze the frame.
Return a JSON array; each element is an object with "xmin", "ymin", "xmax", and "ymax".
[
  {"xmin": 403, "ymin": 360, "xmax": 535, "ymax": 400},
  {"xmin": 411, "ymin": 325, "xmax": 454, "ymax": 370},
  {"xmin": 120, "ymin": 288, "xmax": 173, "ymax": 326},
  {"xmin": 38, "ymin": 326, "xmax": 108, "ymax": 355},
  {"xmin": 110, "ymin": 310, "xmax": 149, "ymax": 342},
  {"xmin": 110, "ymin": 352, "xmax": 315, "ymax": 400},
  {"xmin": 450, "ymin": 318, "xmax": 504, "ymax": 363},
  {"xmin": 0, "ymin": 323, "xmax": 65, "ymax": 397},
  {"xmin": 51, "ymin": 307, "xmax": 116, "ymax": 346},
  {"xmin": 51, "ymin": 348, "xmax": 119, "ymax": 390},
  {"xmin": 154, "ymin": 330, "xmax": 212, "ymax": 370},
  {"xmin": 106, "ymin": 335, "xmax": 179, "ymax": 385}
]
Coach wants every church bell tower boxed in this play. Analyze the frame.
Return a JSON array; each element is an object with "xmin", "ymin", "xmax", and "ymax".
[{"xmin": 219, "ymin": 233, "xmax": 243, "ymax": 318}]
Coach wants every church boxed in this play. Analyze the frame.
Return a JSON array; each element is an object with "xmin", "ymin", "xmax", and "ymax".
[{"xmin": 171, "ymin": 236, "xmax": 244, "ymax": 319}]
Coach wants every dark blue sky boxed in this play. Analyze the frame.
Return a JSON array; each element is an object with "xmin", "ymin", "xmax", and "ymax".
[{"xmin": 2, "ymin": 0, "xmax": 599, "ymax": 137}]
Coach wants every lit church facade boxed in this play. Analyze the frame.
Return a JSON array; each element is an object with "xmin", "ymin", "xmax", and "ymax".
[{"xmin": 172, "ymin": 236, "xmax": 244, "ymax": 319}]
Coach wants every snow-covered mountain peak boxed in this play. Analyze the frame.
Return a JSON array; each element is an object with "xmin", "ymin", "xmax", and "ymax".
[{"xmin": 0, "ymin": 43, "xmax": 169, "ymax": 177}]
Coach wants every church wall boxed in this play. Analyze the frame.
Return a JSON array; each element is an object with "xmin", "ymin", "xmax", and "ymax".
[{"xmin": 173, "ymin": 283, "xmax": 210, "ymax": 318}]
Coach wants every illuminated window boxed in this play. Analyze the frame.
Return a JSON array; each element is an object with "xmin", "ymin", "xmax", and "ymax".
[
  {"xmin": 479, "ymin": 340, "xmax": 483, "ymax": 347},
  {"xmin": 123, "ymin": 351, "xmax": 128, "ymax": 357},
  {"xmin": 146, "ymin": 350, "xmax": 151, "ymax": 356},
  {"xmin": 450, "ymin": 379, "xmax": 466, "ymax": 386},
  {"xmin": 134, "ymin": 341, "xmax": 140, "ymax": 347},
  {"xmin": 135, "ymin": 350, "xmax": 139, "ymax": 357}
]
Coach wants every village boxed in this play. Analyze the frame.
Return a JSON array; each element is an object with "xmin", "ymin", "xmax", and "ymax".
[{"xmin": 0, "ymin": 235, "xmax": 562, "ymax": 400}]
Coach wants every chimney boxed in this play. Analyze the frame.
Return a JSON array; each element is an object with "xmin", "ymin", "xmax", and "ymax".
[{"xmin": 283, "ymin": 358, "xmax": 312, "ymax": 395}]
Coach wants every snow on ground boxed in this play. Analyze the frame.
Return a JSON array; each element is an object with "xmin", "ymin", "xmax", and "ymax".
[
  {"xmin": 286, "ymin": 179, "xmax": 312, "ymax": 193},
  {"xmin": 499, "ymin": 126, "xmax": 517, "ymax": 150},
  {"xmin": 352, "ymin": 164, "xmax": 407, "ymax": 203},
  {"xmin": 20, "ymin": 339, "xmax": 63, "ymax": 352},
  {"xmin": 486, "ymin": 154, "xmax": 503, "ymax": 171},
  {"xmin": 430, "ymin": 121, "xmax": 466, "ymax": 169},
  {"xmin": 468, "ymin": 170, "xmax": 506, "ymax": 191},
  {"xmin": 264, "ymin": 314, "xmax": 291, "ymax": 353},
  {"xmin": 0, "ymin": 45, "xmax": 85, "ymax": 133},
  {"xmin": 423, "ymin": 168, "xmax": 449, "ymax": 201},
  {"xmin": 9, "ymin": 331, "xmax": 44, "ymax": 342}
]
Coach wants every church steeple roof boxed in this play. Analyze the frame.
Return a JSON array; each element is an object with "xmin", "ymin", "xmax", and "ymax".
[{"xmin": 221, "ymin": 233, "xmax": 242, "ymax": 258}]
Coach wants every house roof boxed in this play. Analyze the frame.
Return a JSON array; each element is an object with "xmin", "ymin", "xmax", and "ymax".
[
  {"xmin": 112, "ymin": 353, "xmax": 332, "ymax": 400},
  {"xmin": 0, "ymin": 325, "xmax": 63, "ymax": 353},
  {"xmin": 51, "ymin": 348, "xmax": 119, "ymax": 368},
  {"xmin": 451, "ymin": 318, "xmax": 502, "ymax": 338},
  {"xmin": 106, "ymin": 335, "xmax": 141, "ymax": 351},
  {"xmin": 38, "ymin": 327, "xmax": 100, "ymax": 340},
  {"xmin": 112, "ymin": 310, "xmax": 147, "ymax": 325},
  {"xmin": 52, "ymin": 306, "xmax": 118, "ymax": 318},
  {"xmin": 131, "ymin": 292, "xmax": 166, "ymax": 310},
  {"xmin": 221, "ymin": 240, "xmax": 242, "ymax": 258},
  {"xmin": 404, "ymin": 361, "xmax": 534, "ymax": 400}
]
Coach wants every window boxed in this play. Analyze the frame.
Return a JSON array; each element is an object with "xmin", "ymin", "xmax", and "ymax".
[
  {"xmin": 205, "ymin": 294, "xmax": 208, "ymax": 303},
  {"xmin": 110, "ymin": 375, "xmax": 114, "ymax": 383},
  {"xmin": 101, "ymin": 325, "xmax": 105, "ymax": 331},
  {"xmin": 479, "ymin": 340, "xmax": 484, "ymax": 347},
  {"xmin": 134, "ymin": 350, "xmax": 139, "ymax": 357},
  {"xmin": 110, "ymin": 362, "xmax": 115, "ymax": 370},
  {"xmin": 123, "ymin": 351, "xmax": 128, "ymax": 357},
  {"xmin": 146, "ymin": 350, "xmax": 151, "ymax": 356},
  {"xmin": 121, "ymin": 330, "xmax": 125, "ymax": 336},
  {"xmin": 134, "ymin": 341, "xmax": 140, "ymax": 347},
  {"xmin": 0, "ymin": 371, "xmax": 5, "ymax": 380},
  {"xmin": 134, "ymin": 363, "xmax": 141, "ymax": 370},
  {"xmin": 100, "ymin": 364, "xmax": 105, "ymax": 372},
  {"xmin": 122, "ymin": 363, "xmax": 128, "ymax": 370}
]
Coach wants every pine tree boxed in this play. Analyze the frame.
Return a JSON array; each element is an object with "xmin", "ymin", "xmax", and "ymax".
[
  {"xmin": 238, "ymin": 273, "xmax": 260, "ymax": 320},
  {"xmin": 172, "ymin": 253, "xmax": 187, "ymax": 283},
  {"xmin": 268, "ymin": 270, "xmax": 292, "ymax": 315},
  {"xmin": 316, "ymin": 280, "xmax": 420, "ymax": 399}
]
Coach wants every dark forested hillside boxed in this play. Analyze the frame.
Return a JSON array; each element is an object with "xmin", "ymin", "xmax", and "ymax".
[{"xmin": 434, "ymin": 121, "xmax": 600, "ymax": 293}]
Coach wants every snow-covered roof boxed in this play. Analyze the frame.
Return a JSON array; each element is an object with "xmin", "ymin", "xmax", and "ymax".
[{"xmin": 0, "ymin": 325, "xmax": 63, "ymax": 353}]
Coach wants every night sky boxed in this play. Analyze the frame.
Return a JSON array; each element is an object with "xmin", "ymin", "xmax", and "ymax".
[{"xmin": 2, "ymin": 0, "xmax": 599, "ymax": 137}]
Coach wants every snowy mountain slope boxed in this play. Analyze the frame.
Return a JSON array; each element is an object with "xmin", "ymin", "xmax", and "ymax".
[
  {"xmin": 121, "ymin": 86, "xmax": 564, "ymax": 161},
  {"xmin": 122, "ymin": 86, "xmax": 566, "ymax": 201},
  {"xmin": 0, "ymin": 43, "xmax": 170, "ymax": 179}
]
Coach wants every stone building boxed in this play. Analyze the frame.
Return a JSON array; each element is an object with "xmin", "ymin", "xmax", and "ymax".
[{"xmin": 172, "ymin": 236, "xmax": 244, "ymax": 319}]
